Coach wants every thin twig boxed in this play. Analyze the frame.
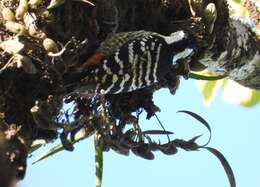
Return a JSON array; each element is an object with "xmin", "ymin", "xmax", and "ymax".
[{"xmin": 154, "ymin": 114, "xmax": 171, "ymax": 142}]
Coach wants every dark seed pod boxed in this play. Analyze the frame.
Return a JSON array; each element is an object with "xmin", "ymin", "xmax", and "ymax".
[
  {"xmin": 132, "ymin": 147, "xmax": 155, "ymax": 160},
  {"xmin": 132, "ymin": 143, "xmax": 154, "ymax": 160},
  {"xmin": 119, "ymin": 130, "xmax": 139, "ymax": 149},
  {"xmin": 142, "ymin": 151, "xmax": 155, "ymax": 160},
  {"xmin": 150, "ymin": 142, "xmax": 160, "ymax": 151},
  {"xmin": 111, "ymin": 142, "xmax": 130, "ymax": 156},
  {"xmin": 124, "ymin": 115, "xmax": 138, "ymax": 124},
  {"xmin": 120, "ymin": 138, "xmax": 138, "ymax": 149},
  {"xmin": 159, "ymin": 143, "xmax": 178, "ymax": 155}
]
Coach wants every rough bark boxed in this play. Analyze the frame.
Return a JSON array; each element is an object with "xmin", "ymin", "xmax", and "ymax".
[
  {"xmin": 199, "ymin": 18, "xmax": 260, "ymax": 89},
  {"xmin": 188, "ymin": 0, "xmax": 260, "ymax": 89}
]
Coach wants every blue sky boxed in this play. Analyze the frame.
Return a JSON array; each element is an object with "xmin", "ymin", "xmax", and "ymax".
[{"xmin": 20, "ymin": 79, "xmax": 260, "ymax": 187}]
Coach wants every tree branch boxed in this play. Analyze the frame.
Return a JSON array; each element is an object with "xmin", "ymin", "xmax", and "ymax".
[{"xmin": 199, "ymin": 17, "xmax": 260, "ymax": 89}]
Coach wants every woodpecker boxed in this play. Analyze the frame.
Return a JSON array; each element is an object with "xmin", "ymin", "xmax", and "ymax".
[{"xmin": 72, "ymin": 30, "xmax": 196, "ymax": 95}]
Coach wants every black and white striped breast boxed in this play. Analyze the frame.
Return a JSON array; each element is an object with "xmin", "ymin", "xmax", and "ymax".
[{"xmin": 82, "ymin": 35, "xmax": 175, "ymax": 94}]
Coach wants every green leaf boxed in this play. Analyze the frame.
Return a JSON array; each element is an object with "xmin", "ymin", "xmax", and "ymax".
[
  {"xmin": 239, "ymin": 90, "xmax": 260, "ymax": 107},
  {"xmin": 32, "ymin": 143, "xmax": 64, "ymax": 164},
  {"xmin": 177, "ymin": 110, "xmax": 212, "ymax": 147},
  {"xmin": 174, "ymin": 137, "xmax": 236, "ymax": 187},
  {"xmin": 205, "ymin": 147, "xmax": 236, "ymax": 187},
  {"xmin": 222, "ymin": 80, "xmax": 260, "ymax": 107},
  {"xmin": 197, "ymin": 79, "xmax": 223, "ymax": 106},
  {"xmin": 189, "ymin": 72, "xmax": 226, "ymax": 81},
  {"xmin": 141, "ymin": 130, "xmax": 174, "ymax": 135},
  {"xmin": 95, "ymin": 135, "xmax": 103, "ymax": 187},
  {"xmin": 32, "ymin": 130, "xmax": 91, "ymax": 164},
  {"xmin": 232, "ymin": 0, "xmax": 241, "ymax": 4},
  {"xmin": 228, "ymin": 0, "xmax": 249, "ymax": 18}
]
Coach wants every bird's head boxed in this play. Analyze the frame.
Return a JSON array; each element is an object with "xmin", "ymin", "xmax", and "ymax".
[{"xmin": 162, "ymin": 31, "xmax": 197, "ymax": 65}]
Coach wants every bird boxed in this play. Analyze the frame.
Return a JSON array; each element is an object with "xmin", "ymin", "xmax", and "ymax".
[{"xmin": 66, "ymin": 30, "xmax": 197, "ymax": 95}]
